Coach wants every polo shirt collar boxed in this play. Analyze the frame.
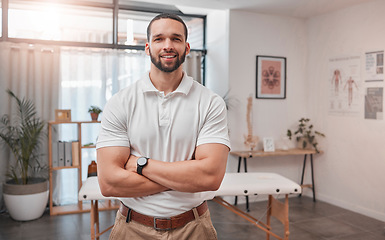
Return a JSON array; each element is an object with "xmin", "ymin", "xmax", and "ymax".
[{"xmin": 142, "ymin": 71, "xmax": 193, "ymax": 96}]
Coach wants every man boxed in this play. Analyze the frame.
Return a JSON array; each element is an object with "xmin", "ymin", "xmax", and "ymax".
[{"xmin": 96, "ymin": 13, "xmax": 230, "ymax": 240}]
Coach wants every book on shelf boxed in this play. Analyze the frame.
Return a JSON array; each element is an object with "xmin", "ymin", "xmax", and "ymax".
[
  {"xmin": 64, "ymin": 141, "xmax": 72, "ymax": 166},
  {"xmin": 52, "ymin": 142, "xmax": 59, "ymax": 167},
  {"xmin": 72, "ymin": 141, "xmax": 80, "ymax": 167},
  {"xmin": 58, "ymin": 141, "xmax": 65, "ymax": 167}
]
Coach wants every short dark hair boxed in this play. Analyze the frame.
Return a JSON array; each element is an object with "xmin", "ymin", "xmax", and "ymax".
[{"xmin": 147, "ymin": 13, "xmax": 188, "ymax": 42}]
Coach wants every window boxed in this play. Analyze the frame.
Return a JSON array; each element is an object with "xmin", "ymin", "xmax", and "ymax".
[
  {"xmin": 9, "ymin": 1, "xmax": 113, "ymax": 43},
  {"xmin": 117, "ymin": 10, "xmax": 205, "ymax": 49}
]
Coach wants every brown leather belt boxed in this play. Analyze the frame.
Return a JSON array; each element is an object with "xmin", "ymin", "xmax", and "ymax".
[{"xmin": 119, "ymin": 201, "xmax": 208, "ymax": 230}]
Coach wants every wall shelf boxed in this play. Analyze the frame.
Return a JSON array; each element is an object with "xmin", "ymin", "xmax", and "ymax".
[{"xmin": 48, "ymin": 121, "xmax": 118, "ymax": 215}]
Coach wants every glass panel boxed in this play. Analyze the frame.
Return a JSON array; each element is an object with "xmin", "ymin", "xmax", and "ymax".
[
  {"xmin": 9, "ymin": 1, "xmax": 113, "ymax": 43},
  {"xmin": 0, "ymin": 2, "xmax": 2, "ymax": 37},
  {"xmin": 184, "ymin": 17, "xmax": 204, "ymax": 49},
  {"xmin": 118, "ymin": 10, "xmax": 155, "ymax": 46},
  {"xmin": 118, "ymin": 10, "xmax": 204, "ymax": 49},
  {"xmin": 80, "ymin": 0, "xmax": 113, "ymax": 4}
]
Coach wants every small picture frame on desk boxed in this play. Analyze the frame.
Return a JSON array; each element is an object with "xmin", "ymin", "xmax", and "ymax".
[
  {"xmin": 263, "ymin": 137, "xmax": 275, "ymax": 152},
  {"xmin": 55, "ymin": 109, "xmax": 71, "ymax": 122}
]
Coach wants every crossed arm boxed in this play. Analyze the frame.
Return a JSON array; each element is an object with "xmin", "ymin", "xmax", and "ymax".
[{"xmin": 97, "ymin": 143, "xmax": 229, "ymax": 198}]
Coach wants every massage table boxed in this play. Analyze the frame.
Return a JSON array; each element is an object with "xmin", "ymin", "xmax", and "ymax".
[{"xmin": 79, "ymin": 173, "xmax": 301, "ymax": 240}]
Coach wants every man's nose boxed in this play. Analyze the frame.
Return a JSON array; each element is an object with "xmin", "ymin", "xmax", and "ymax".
[{"xmin": 163, "ymin": 38, "xmax": 174, "ymax": 50}]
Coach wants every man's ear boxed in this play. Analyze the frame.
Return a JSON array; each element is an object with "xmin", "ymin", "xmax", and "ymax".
[
  {"xmin": 185, "ymin": 42, "xmax": 191, "ymax": 55},
  {"xmin": 145, "ymin": 42, "xmax": 150, "ymax": 56}
]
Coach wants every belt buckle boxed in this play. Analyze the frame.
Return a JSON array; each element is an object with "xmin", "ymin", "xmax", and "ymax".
[{"xmin": 154, "ymin": 217, "xmax": 172, "ymax": 231}]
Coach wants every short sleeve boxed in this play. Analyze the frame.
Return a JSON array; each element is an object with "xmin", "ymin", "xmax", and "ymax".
[
  {"xmin": 196, "ymin": 95, "xmax": 231, "ymax": 150},
  {"xmin": 96, "ymin": 94, "xmax": 130, "ymax": 149}
]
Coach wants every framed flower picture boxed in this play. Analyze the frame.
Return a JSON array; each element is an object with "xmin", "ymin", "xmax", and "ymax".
[{"xmin": 256, "ymin": 55, "xmax": 286, "ymax": 99}]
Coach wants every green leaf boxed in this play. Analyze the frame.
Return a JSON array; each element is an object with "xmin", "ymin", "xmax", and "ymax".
[{"xmin": 0, "ymin": 90, "xmax": 46, "ymax": 184}]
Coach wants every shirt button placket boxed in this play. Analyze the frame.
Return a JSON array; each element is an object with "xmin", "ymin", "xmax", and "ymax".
[{"xmin": 159, "ymin": 93, "xmax": 169, "ymax": 126}]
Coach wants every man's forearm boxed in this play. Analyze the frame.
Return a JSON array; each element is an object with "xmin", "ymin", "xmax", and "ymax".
[
  {"xmin": 97, "ymin": 147, "xmax": 170, "ymax": 198},
  {"xmin": 99, "ymin": 168, "xmax": 170, "ymax": 198},
  {"xmin": 142, "ymin": 159, "xmax": 224, "ymax": 193},
  {"xmin": 131, "ymin": 144, "xmax": 229, "ymax": 193}
]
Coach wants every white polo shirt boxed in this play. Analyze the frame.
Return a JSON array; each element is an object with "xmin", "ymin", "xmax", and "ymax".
[{"xmin": 96, "ymin": 72, "xmax": 231, "ymax": 217}]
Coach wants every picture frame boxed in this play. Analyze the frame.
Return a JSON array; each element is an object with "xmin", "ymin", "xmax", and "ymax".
[
  {"xmin": 55, "ymin": 109, "xmax": 71, "ymax": 122},
  {"xmin": 256, "ymin": 55, "xmax": 286, "ymax": 99},
  {"xmin": 263, "ymin": 137, "xmax": 275, "ymax": 152}
]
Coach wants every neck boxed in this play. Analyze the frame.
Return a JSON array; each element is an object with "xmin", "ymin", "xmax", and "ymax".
[{"xmin": 149, "ymin": 66, "xmax": 184, "ymax": 95}]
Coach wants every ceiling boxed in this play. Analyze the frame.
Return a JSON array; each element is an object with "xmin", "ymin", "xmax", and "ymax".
[{"xmin": 128, "ymin": 0, "xmax": 377, "ymax": 18}]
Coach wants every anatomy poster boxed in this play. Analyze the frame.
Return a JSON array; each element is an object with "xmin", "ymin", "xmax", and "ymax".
[
  {"xmin": 365, "ymin": 51, "xmax": 384, "ymax": 82},
  {"xmin": 364, "ymin": 87, "xmax": 383, "ymax": 120},
  {"xmin": 329, "ymin": 56, "xmax": 362, "ymax": 116}
]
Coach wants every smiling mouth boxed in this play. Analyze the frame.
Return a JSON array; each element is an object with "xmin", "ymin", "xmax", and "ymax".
[{"xmin": 161, "ymin": 55, "xmax": 177, "ymax": 59}]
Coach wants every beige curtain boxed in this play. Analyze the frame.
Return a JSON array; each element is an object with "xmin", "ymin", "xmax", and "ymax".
[
  {"xmin": 184, "ymin": 51, "xmax": 202, "ymax": 83},
  {"xmin": 0, "ymin": 42, "xmax": 60, "ymax": 210}
]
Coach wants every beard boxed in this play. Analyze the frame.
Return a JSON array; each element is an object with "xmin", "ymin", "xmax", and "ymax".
[{"xmin": 149, "ymin": 48, "xmax": 186, "ymax": 73}]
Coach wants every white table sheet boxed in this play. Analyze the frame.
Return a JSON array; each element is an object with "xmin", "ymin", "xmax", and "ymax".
[
  {"xmin": 215, "ymin": 172, "xmax": 301, "ymax": 196},
  {"xmin": 78, "ymin": 176, "xmax": 113, "ymax": 201},
  {"xmin": 79, "ymin": 172, "xmax": 301, "ymax": 201}
]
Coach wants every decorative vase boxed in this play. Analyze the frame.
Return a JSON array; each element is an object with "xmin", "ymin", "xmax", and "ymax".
[
  {"xmin": 297, "ymin": 138, "xmax": 312, "ymax": 149},
  {"xmin": 88, "ymin": 160, "xmax": 97, "ymax": 177},
  {"xmin": 3, "ymin": 178, "xmax": 49, "ymax": 221},
  {"xmin": 90, "ymin": 113, "xmax": 99, "ymax": 121}
]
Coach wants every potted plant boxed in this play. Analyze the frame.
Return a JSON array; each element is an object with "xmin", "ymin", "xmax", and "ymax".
[
  {"xmin": 287, "ymin": 118, "xmax": 325, "ymax": 153},
  {"xmin": 0, "ymin": 90, "xmax": 48, "ymax": 221},
  {"xmin": 88, "ymin": 106, "xmax": 102, "ymax": 121}
]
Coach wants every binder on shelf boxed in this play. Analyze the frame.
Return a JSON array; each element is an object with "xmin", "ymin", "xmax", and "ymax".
[
  {"xmin": 52, "ymin": 142, "xmax": 59, "ymax": 167},
  {"xmin": 58, "ymin": 141, "xmax": 65, "ymax": 167},
  {"xmin": 72, "ymin": 141, "xmax": 80, "ymax": 167},
  {"xmin": 64, "ymin": 141, "xmax": 72, "ymax": 166}
]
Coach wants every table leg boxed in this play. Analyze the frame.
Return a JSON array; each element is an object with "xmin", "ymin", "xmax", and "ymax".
[
  {"xmin": 244, "ymin": 157, "xmax": 250, "ymax": 211},
  {"xmin": 95, "ymin": 200, "xmax": 100, "ymax": 240},
  {"xmin": 235, "ymin": 157, "xmax": 249, "ymax": 211},
  {"xmin": 299, "ymin": 154, "xmax": 316, "ymax": 202},
  {"xmin": 237, "ymin": 157, "xmax": 242, "ymax": 173},
  {"xmin": 299, "ymin": 154, "xmax": 307, "ymax": 197},
  {"xmin": 235, "ymin": 157, "xmax": 242, "ymax": 205},
  {"xmin": 310, "ymin": 154, "xmax": 316, "ymax": 202},
  {"xmin": 90, "ymin": 200, "xmax": 97, "ymax": 240}
]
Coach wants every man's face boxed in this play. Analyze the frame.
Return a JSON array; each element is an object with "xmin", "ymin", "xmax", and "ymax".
[{"xmin": 145, "ymin": 18, "xmax": 190, "ymax": 73}]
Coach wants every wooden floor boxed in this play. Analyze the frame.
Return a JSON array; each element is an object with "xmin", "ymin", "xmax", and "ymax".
[{"xmin": 0, "ymin": 196, "xmax": 384, "ymax": 240}]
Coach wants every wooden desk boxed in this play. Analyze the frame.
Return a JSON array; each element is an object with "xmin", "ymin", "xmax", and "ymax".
[{"xmin": 230, "ymin": 148, "xmax": 320, "ymax": 211}]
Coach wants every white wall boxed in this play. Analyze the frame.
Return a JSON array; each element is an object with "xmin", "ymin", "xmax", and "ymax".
[
  {"xmin": 307, "ymin": 0, "xmax": 385, "ymax": 221},
  {"xmin": 220, "ymin": 1, "xmax": 385, "ymax": 221},
  {"xmin": 225, "ymin": 10, "xmax": 309, "ymax": 202},
  {"xmin": 227, "ymin": 10, "xmax": 308, "ymax": 150}
]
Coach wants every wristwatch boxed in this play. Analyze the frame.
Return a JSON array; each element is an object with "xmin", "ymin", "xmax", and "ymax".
[{"xmin": 137, "ymin": 157, "xmax": 149, "ymax": 175}]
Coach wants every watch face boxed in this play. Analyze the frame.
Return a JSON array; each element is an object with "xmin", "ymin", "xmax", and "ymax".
[{"xmin": 137, "ymin": 157, "xmax": 147, "ymax": 166}]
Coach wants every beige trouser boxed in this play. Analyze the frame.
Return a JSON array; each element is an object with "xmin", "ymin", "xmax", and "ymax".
[{"xmin": 109, "ymin": 209, "xmax": 218, "ymax": 240}]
